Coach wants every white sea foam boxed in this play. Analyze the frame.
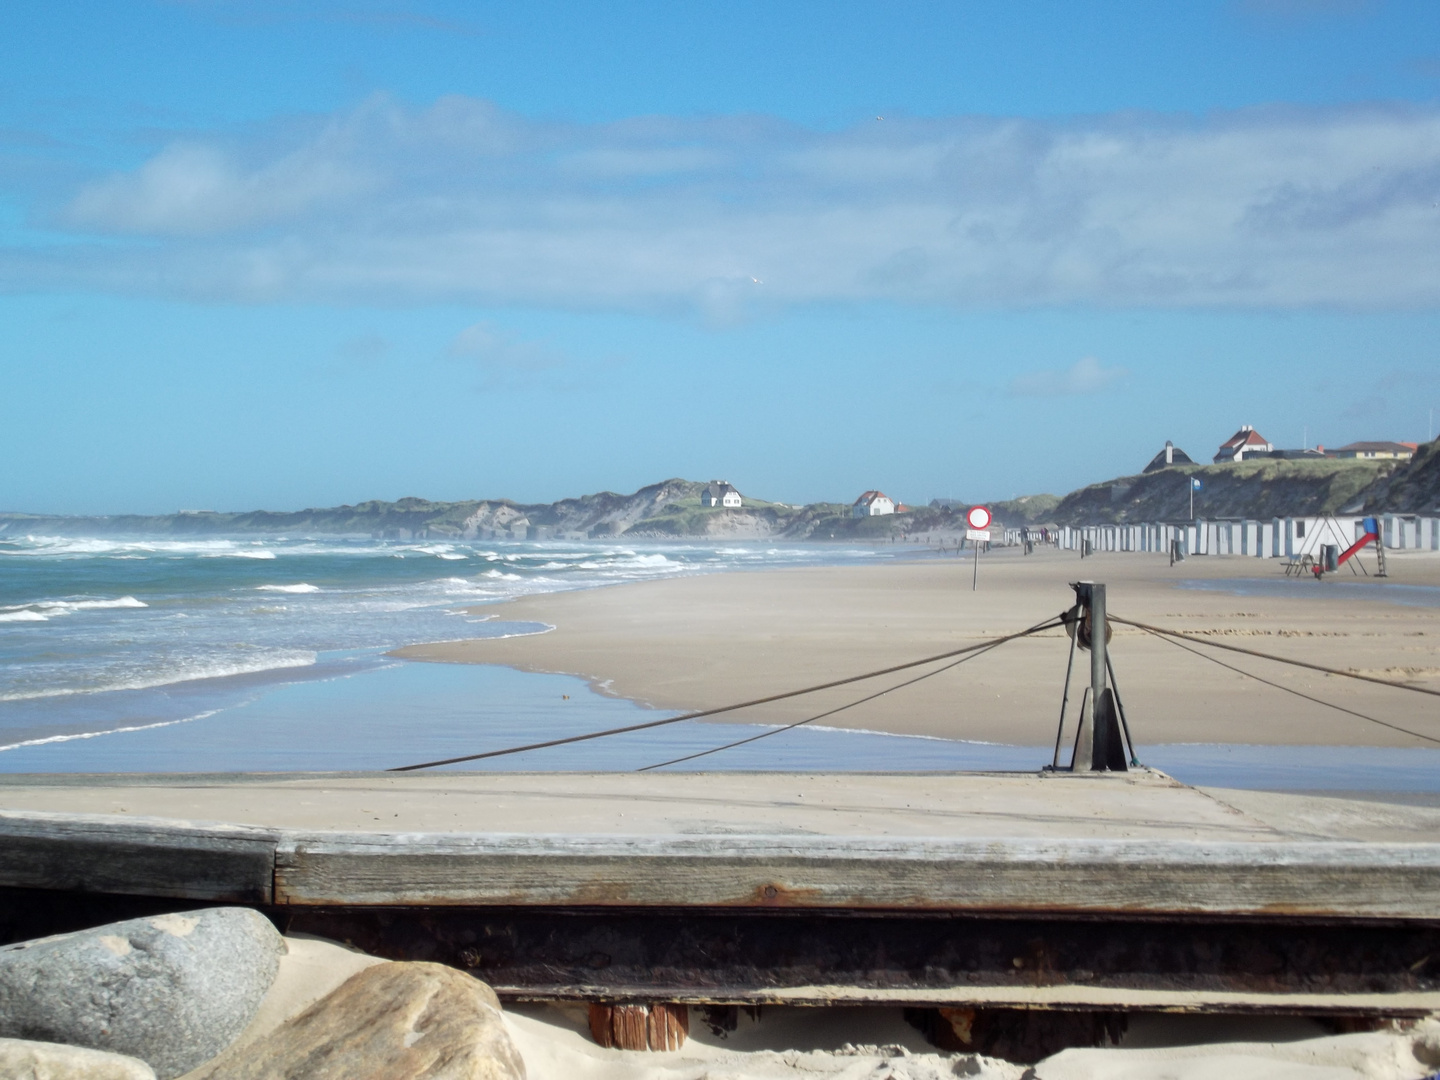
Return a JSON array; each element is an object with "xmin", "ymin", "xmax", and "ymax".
[
  {"xmin": 3, "ymin": 536, "xmax": 285, "ymax": 559},
  {"xmin": 63, "ymin": 596, "xmax": 148, "ymax": 610},
  {"xmin": 489, "ymin": 623, "xmax": 555, "ymax": 639},
  {"xmin": 482, "ymin": 569, "xmax": 523, "ymax": 580},
  {"xmin": 436, "ymin": 553, "xmax": 467, "ymax": 560},
  {"xmin": 256, "ymin": 583, "xmax": 321, "ymax": 593},
  {"xmin": 0, "ymin": 710, "xmax": 220, "ymax": 753},
  {"xmin": 0, "ymin": 652, "xmax": 317, "ymax": 702},
  {"xmin": 1, "ymin": 596, "xmax": 148, "ymax": 621}
]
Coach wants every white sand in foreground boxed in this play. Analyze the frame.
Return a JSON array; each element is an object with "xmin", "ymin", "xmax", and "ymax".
[
  {"xmin": 205, "ymin": 936, "xmax": 1440, "ymax": 1080},
  {"xmin": 396, "ymin": 548, "xmax": 1440, "ymax": 747}
]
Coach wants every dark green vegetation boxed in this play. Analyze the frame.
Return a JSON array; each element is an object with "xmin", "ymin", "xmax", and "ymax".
[
  {"xmin": 1359, "ymin": 438, "xmax": 1440, "ymax": 515},
  {"xmin": 3, "ymin": 442, "xmax": 1434, "ymax": 541},
  {"xmin": 1052, "ymin": 457, "xmax": 1398, "ymax": 526}
]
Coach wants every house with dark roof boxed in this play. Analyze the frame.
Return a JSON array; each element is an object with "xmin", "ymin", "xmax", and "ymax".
[
  {"xmin": 1330, "ymin": 441, "xmax": 1417, "ymax": 461},
  {"xmin": 852, "ymin": 491, "xmax": 896, "ymax": 518},
  {"xmin": 1143, "ymin": 441, "xmax": 1195, "ymax": 473},
  {"xmin": 700, "ymin": 481, "xmax": 743, "ymax": 508},
  {"xmin": 1214, "ymin": 425, "xmax": 1273, "ymax": 464}
]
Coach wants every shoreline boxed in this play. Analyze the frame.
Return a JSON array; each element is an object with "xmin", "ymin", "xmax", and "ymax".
[{"xmin": 393, "ymin": 547, "xmax": 1440, "ymax": 748}]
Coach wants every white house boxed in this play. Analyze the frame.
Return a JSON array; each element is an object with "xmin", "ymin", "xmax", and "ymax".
[
  {"xmin": 701, "ymin": 480, "xmax": 743, "ymax": 508},
  {"xmin": 852, "ymin": 490, "xmax": 896, "ymax": 518},
  {"xmin": 1213, "ymin": 425, "xmax": 1273, "ymax": 463},
  {"xmin": 1331, "ymin": 441, "xmax": 1417, "ymax": 461}
]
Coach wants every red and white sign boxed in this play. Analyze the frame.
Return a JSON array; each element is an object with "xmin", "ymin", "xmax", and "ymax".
[{"xmin": 966, "ymin": 505, "xmax": 992, "ymax": 530}]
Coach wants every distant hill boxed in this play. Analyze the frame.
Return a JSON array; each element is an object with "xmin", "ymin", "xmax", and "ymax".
[
  {"xmin": 5, "ymin": 447, "xmax": 1434, "ymax": 542},
  {"xmin": 0, "ymin": 479, "xmax": 719, "ymax": 542},
  {"xmin": 0, "ymin": 479, "xmax": 906, "ymax": 542}
]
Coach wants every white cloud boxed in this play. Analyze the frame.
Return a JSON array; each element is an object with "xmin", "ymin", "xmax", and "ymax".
[
  {"xmin": 449, "ymin": 321, "xmax": 564, "ymax": 372},
  {"xmin": 8, "ymin": 95, "xmax": 1440, "ymax": 312},
  {"xmin": 1009, "ymin": 357, "xmax": 1128, "ymax": 397},
  {"xmin": 64, "ymin": 138, "xmax": 371, "ymax": 236}
]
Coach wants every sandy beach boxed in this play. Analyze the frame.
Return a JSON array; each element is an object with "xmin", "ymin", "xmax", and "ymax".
[
  {"xmin": 192, "ymin": 933, "xmax": 1440, "ymax": 1080},
  {"xmin": 396, "ymin": 547, "xmax": 1440, "ymax": 749}
]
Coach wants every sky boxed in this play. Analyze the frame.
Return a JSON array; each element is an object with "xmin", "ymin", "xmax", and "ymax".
[{"xmin": 3, "ymin": 1, "xmax": 1440, "ymax": 514}]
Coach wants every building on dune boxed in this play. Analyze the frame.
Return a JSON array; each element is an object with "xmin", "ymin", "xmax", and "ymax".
[
  {"xmin": 1330, "ymin": 441, "xmax": 1418, "ymax": 461},
  {"xmin": 1143, "ymin": 441, "xmax": 1195, "ymax": 473},
  {"xmin": 852, "ymin": 491, "xmax": 896, "ymax": 518},
  {"xmin": 701, "ymin": 481, "xmax": 743, "ymax": 508},
  {"xmin": 1213, "ymin": 425, "xmax": 1273, "ymax": 463}
]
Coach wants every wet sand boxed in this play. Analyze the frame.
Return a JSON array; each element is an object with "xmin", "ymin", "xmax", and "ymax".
[{"xmin": 395, "ymin": 547, "xmax": 1440, "ymax": 748}]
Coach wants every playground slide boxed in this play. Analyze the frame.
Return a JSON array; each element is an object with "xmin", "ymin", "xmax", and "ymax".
[{"xmin": 1314, "ymin": 516, "xmax": 1382, "ymax": 577}]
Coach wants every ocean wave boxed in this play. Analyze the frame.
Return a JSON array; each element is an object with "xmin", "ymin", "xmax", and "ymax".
[
  {"xmin": 627, "ymin": 553, "xmax": 677, "ymax": 567},
  {"xmin": 256, "ymin": 583, "xmax": 321, "ymax": 593},
  {"xmin": 0, "ymin": 596, "xmax": 148, "ymax": 622},
  {"xmin": 2, "ymin": 536, "xmax": 284, "ymax": 559},
  {"xmin": 405, "ymin": 544, "xmax": 467, "ymax": 560},
  {"xmin": 0, "ymin": 710, "xmax": 220, "ymax": 753},
  {"xmin": 482, "ymin": 569, "xmax": 523, "ymax": 580},
  {"xmin": 0, "ymin": 651, "xmax": 317, "ymax": 702}
]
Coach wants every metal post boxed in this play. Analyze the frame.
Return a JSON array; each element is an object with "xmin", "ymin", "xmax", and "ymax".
[
  {"xmin": 972, "ymin": 538, "xmax": 979, "ymax": 591},
  {"xmin": 1088, "ymin": 583, "xmax": 1109, "ymax": 770},
  {"xmin": 1069, "ymin": 581, "xmax": 1112, "ymax": 772}
]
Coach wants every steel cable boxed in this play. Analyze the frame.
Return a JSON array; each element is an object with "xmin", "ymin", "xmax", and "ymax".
[
  {"xmin": 389, "ymin": 613, "xmax": 1070, "ymax": 772},
  {"xmin": 1109, "ymin": 615, "xmax": 1440, "ymax": 698},
  {"xmin": 1135, "ymin": 624, "xmax": 1440, "ymax": 746},
  {"xmin": 637, "ymin": 617, "xmax": 1065, "ymax": 771}
]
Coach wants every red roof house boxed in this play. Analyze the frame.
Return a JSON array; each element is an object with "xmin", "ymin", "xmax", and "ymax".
[{"xmin": 1213, "ymin": 425, "xmax": 1273, "ymax": 464}]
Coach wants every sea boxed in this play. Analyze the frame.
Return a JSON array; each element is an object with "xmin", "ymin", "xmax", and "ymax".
[{"xmin": 2, "ymin": 536, "xmax": 1437, "ymax": 795}]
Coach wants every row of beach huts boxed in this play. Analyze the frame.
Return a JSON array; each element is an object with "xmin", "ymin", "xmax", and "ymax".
[{"xmin": 1035, "ymin": 514, "xmax": 1440, "ymax": 558}]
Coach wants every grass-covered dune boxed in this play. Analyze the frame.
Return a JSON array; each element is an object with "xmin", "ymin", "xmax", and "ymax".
[{"xmin": 1051, "ymin": 457, "xmax": 1395, "ymax": 525}]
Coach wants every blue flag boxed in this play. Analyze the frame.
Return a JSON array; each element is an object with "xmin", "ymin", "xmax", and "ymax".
[{"xmin": 1191, "ymin": 477, "xmax": 1203, "ymax": 491}]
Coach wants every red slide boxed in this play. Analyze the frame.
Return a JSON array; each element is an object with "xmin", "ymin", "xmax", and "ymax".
[
  {"xmin": 1336, "ymin": 531, "xmax": 1379, "ymax": 567},
  {"xmin": 1313, "ymin": 530, "xmax": 1380, "ymax": 577}
]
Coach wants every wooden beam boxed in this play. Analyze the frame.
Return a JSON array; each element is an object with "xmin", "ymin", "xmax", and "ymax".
[
  {"xmin": 3, "ymin": 808, "xmax": 1440, "ymax": 919},
  {"xmin": 0, "ymin": 811, "xmax": 278, "ymax": 903},
  {"xmin": 272, "ymin": 833, "xmax": 1440, "ymax": 919}
]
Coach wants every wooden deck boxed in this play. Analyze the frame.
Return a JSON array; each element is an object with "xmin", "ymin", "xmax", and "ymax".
[{"xmin": 3, "ymin": 769, "xmax": 1439, "ymax": 1013}]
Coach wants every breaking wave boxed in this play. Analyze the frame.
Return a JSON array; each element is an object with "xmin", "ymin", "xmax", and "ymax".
[{"xmin": 1, "ymin": 596, "xmax": 148, "ymax": 622}]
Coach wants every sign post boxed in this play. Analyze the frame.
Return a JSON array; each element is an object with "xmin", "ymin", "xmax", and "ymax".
[{"xmin": 965, "ymin": 505, "xmax": 992, "ymax": 591}]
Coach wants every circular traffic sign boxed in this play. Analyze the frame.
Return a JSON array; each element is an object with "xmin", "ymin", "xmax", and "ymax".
[{"xmin": 966, "ymin": 505, "xmax": 992, "ymax": 530}]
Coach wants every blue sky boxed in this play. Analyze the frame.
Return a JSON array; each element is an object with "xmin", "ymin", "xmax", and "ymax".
[{"xmin": 3, "ymin": 1, "xmax": 1439, "ymax": 513}]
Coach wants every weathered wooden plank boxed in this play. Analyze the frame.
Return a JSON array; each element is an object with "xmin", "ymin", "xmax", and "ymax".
[
  {"xmin": 0, "ymin": 811, "xmax": 279, "ymax": 903},
  {"xmin": 282, "ymin": 905, "xmax": 1440, "ymax": 1014},
  {"xmin": 272, "ymin": 833, "xmax": 1440, "ymax": 918}
]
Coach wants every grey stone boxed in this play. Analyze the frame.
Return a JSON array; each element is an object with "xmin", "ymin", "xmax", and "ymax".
[
  {"xmin": 0, "ymin": 1037, "xmax": 156, "ymax": 1079},
  {"xmin": 0, "ymin": 908, "xmax": 284, "ymax": 1080},
  {"xmin": 188, "ymin": 961, "xmax": 525, "ymax": 1080}
]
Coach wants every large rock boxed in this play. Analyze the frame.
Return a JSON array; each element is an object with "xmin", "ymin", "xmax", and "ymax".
[
  {"xmin": 189, "ymin": 961, "xmax": 525, "ymax": 1080},
  {"xmin": 0, "ymin": 1037, "xmax": 157, "ymax": 1079},
  {"xmin": 0, "ymin": 908, "xmax": 284, "ymax": 1080}
]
